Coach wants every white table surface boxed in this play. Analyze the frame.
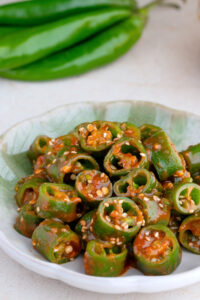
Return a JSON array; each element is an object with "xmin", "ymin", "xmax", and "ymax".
[{"xmin": 0, "ymin": 0, "xmax": 200, "ymax": 299}]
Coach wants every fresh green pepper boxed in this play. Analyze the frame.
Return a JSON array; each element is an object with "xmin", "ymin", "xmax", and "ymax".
[
  {"xmin": 170, "ymin": 182, "xmax": 200, "ymax": 215},
  {"xmin": 76, "ymin": 121, "xmax": 123, "ymax": 154},
  {"xmin": 120, "ymin": 122, "xmax": 141, "ymax": 140},
  {"xmin": 93, "ymin": 197, "xmax": 144, "ymax": 243},
  {"xmin": 0, "ymin": 8, "xmax": 132, "ymax": 71},
  {"xmin": 84, "ymin": 240, "xmax": 127, "ymax": 277},
  {"xmin": 133, "ymin": 224, "xmax": 182, "ymax": 275},
  {"xmin": 104, "ymin": 137, "xmax": 148, "ymax": 177},
  {"xmin": 114, "ymin": 168, "xmax": 162, "ymax": 197},
  {"xmin": 47, "ymin": 151, "xmax": 99, "ymax": 183},
  {"xmin": 182, "ymin": 144, "xmax": 200, "ymax": 183},
  {"xmin": 0, "ymin": 0, "xmax": 136, "ymax": 26},
  {"xmin": 179, "ymin": 214, "xmax": 200, "ymax": 254},
  {"xmin": 75, "ymin": 210, "xmax": 96, "ymax": 248},
  {"xmin": 75, "ymin": 170, "xmax": 112, "ymax": 207},
  {"xmin": 143, "ymin": 130, "xmax": 184, "ymax": 181},
  {"xmin": 135, "ymin": 194, "xmax": 171, "ymax": 226},
  {"xmin": 15, "ymin": 175, "xmax": 46, "ymax": 207},
  {"xmin": 27, "ymin": 135, "xmax": 51, "ymax": 162},
  {"xmin": 36, "ymin": 183, "xmax": 83, "ymax": 222},
  {"xmin": 0, "ymin": 12, "xmax": 147, "ymax": 81},
  {"xmin": 32, "ymin": 219, "xmax": 81, "ymax": 264},
  {"xmin": 14, "ymin": 203, "xmax": 43, "ymax": 238},
  {"xmin": 140, "ymin": 124, "xmax": 161, "ymax": 141}
]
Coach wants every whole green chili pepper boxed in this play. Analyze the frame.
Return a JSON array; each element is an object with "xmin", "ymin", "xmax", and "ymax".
[
  {"xmin": 84, "ymin": 240, "xmax": 127, "ymax": 277},
  {"xmin": 114, "ymin": 168, "xmax": 162, "ymax": 197},
  {"xmin": 36, "ymin": 183, "xmax": 83, "ymax": 222},
  {"xmin": 15, "ymin": 175, "xmax": 46, "ymax": 207},
  {"xmin": 93, "ymin": 197, "xmax": 144, "ymax": 243},
  {"xmin": 47, "ymin": 151, "xmax": 99, "ymax": 183},
  {"xmin": 75, "ymin": 210, "xmax": 96, "ymax": 248},
  {"xmin": 143, "ymin": 129, "xmax": 184, "ymax": 181},
  {"xmin": 76, "ymin": 121, "xmax": 123, "ymax": 155},
  {"xmin": 27, "ymin": 135, "xmax": 51, "ymax": 162},
  {"xmin": 179, "ymin": 214, "xmax": 200, "ymax": 254},
  {"xmin": 0, "ymin": 12, "xmax": 147, "ymax": 81},
  {"xmin": 135, "ymin": 194, "xmax": 171, "ymax": 226},
  {"xmin": 0, "ymin": 8, "xmax": 132, "ymax": 71},
  {"xmin": 14, "ymin": 203, "xmax": 43, "ymax": 238},
  {"xmin": 75, "ymin": 170, "xmax": 112, "ymax": 207},
  {"xmin": 32, "ymin": 219, "xmax": 81, "ymax": 264},
  {"xmin": 0, "ymin": 0, "xmax": 136, "ymax": 26},
  {"xmin": 170, "ymin": 182, "xmax": 200, "ymax": 215},
  {"xmin": 182, "ymin": 144, "xmax": 200, "ymax": 182},
  {"xmin": 133, "ymin": 224, "xmax": 182, "ymax": 275},
  {"xmin": 104, "ymin": 137, "xmax": 148, "ymax": 177}
]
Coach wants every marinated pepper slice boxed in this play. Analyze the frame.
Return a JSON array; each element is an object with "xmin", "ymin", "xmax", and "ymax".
[
  {"xmin": 114, "ymin": 168, "xmax": 161, "ymax": 197},
  {"xmin": 76, "ymin": 121, "xmax": 123, "ymax": 154},
  {"xmin": 15, "ymin": 175, "xmax": 46, "ymax": 207},
  {"xmin": 168, "ymin": 211, "xmax": 183, "ymax": 237},
  {"xmin": 47, "ymin": 151, "xmax": 99, "ymax": 183},
  {"xmin": 48, "ymin": 132, "xmax": 80, "ymax": 157},
  {"xmin": 27, "ymin": 135, "xmax": 51, "ymax": 162},
  {"xmin": 120, "ymin": 122, "xmax": 140, "ymax": 140},
  {"xmin": 143, "ymin": 130, "xmax": 184, "ymax": 181},
  {"xmin": 104, "ymin": 137, "xmax": 148, "ymax": 177},
  {"xmin": 133, "ymin": 224, "xmax": 182, "ymax": 275},
  {"xmin": 14, "ymin": 203, "xmax": 43, "ymax": 238},
  {"xmin": 32, "ymin": 219, "xmax": 81, "ymax": 264},
  {"xmin": 93, "ymin": 197, "xmax": 144, "ymax": 243},
  {"xmin": 75, "ymin": 210, "xmax": 96, "ymax": 249},
  {"xmin": 84, "ymin": 240, "xmax": 127, "ymax": 277},
  {"xmin": 179, "ymin": 214, "xmax": 200, "ymax": 254},
  {"xmin": 140, "ymin": 124, "xmax": 161, "ymax": 141},
  {"xmin": 170, "ymin": 182, "xmax": 200, "ymax": 215},
  {"xmin": 135, "ymin": 194, "xmax": 171, "ymax": 226},
  {"xmin": 182, "ymin": 144, "xmax": 200, "ymax": 175},
  {"xmin": 75, "ymin": 170, "xmax": 112, "ymax": 207},
  {"xmin": 36, "ymin": 183, "xmax": 83, "ymax": 222}
]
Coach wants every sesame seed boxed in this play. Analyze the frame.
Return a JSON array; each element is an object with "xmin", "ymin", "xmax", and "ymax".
[
  {"xmin": 17, "ymin": 208, "xmax": 21, "ymax": 212},
  {"xmin": 125, "ymin": 142, "xmax": 130, "ymax": 146},
  {"xmin": 65, "ymin": 245, "xmax": 73, "ymax": 254},
  {"xmin": 159, "ymin": 203, "xmax": 164, "ymax": 208},
  {"xmin": 80, "ymin": 220, "xmax": 86, "ymax": 226},
  {"xmin": 47, "ymin": 151, "xmax": 52, "ymax": 155},
  {"xmin": 110, "ymin": 240, "xmax": 116, "ymax": 244},
  {"xmin": 143, "ymin": 197, "xmax": 149, "ymax": 201},
  {"xmin": 119, "ymin": 199, "xmax": 123, "ymax": 204},
  {"xmin": 102, "ymin": 187, "xmax": 109, "ymax": 195},
  {"xmin": 82, "ymin": 235, "xmax": 87, "ymax": 240},
  {"xmin": 122, "ymin": 222, "xmax": 128, "ymax": 230},
  {"xmin": 64, "ymin": 151, "xmax": 69, "ymax": 155},
  {"xmin": 140, "ymin": 153, "xmax": 146, "ymax": 157},
  {"xmin": 189, "ymin": 209, "xmax": 194, "ymax": 213},
  {"xmin": 117, "ymin": 134, "xmax": 122, "ymax": 139},
  {"xmin": 103, "ymin": 133, "xmax": 107, "ymax": 138},
  {"xmin": 52, "ymin": 159, "xmax": 57, "ymax": 164},
  {"xmin": 153, "ymin": 195, "xmax": 160, "ymax": 202},
  {"xmin": 105, "ymin": 216, "xmax": 111, "ymax": 222},
  {"xmin": 115, "ymin": 225, "xmax": 121, "ymax": 230},
  {"xmin": 100, "ymin": 173, "xmax": 105, "ymax": 178},
  {"xmin": 122, "ymin": 212, "xmax": 127, "ymax": 217},
  {"xmin": 71, "ymin": 151, "xmax": 77, "ymax": 154},
  {"xmin": 104, "ymin": 202, "xmax": 109, "ymax": 207},
  {"xmin": 151, "ymin": 258, "xmax": 157, "ymax": 262},
  {"xmin": 145, "ymin": 236, "xmax": 151, "ymax": 241},
  {"xmin": 32, "ymin": 240, "xmax": 36, "ymax": 246},
  {"xmin": 36, "ymin": 207, "xmax": 40, "ymax": 213},
  {"xmin": 96, "ymin": 190, "xmax": 103, "ymax": 197},
  {"xmin": 154, "ymin": 232, "xmax": 159, "ymax": 238},
  {"xmin": 61, "ymin": 228, "xmax": 67, "ymax": 233}
]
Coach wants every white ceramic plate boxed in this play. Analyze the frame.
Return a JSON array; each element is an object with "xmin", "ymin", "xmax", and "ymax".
[{"xmin": 0, "ymin": 100, "xmax": 200, "ymax": 294}]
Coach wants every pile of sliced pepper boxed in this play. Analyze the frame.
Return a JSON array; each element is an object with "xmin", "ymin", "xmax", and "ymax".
[
  {"xmin": 0, "ymin": 0, "xmax": 183, "ymax": 81},
  {"xmin": 13, "ymin": 120, "xmax": 200, "ymax": 277}
]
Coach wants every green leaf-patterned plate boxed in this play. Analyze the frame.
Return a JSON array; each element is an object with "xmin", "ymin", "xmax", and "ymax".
[{"xmin": 0, "ymin": 100, "xmax": 200, "ymax": 294}]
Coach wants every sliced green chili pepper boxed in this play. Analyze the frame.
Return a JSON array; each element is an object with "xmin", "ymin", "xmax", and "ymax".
[
  {"xmin": 120, "ymin": 122, "xmax": 141, "ymax": 140},
  {"xmin": 0, "ymin": 13, "xmax": 147, "ymax": 81},
  {"xmin": 135, "ymin": 194, "xmax": 171, "ymax": 226},
  {"xmin": 170, "ymin": 182, "xmax": 200, "ymax": 215},
  {"xmin": 32, "ymin": 219, "xmax": 81, "ymax": 264},
  {"xmin": 93, "ymin": 197, "xmax": 144, "ymax": 243},
  {"xmin": 140, "ymin": 124, "xmax": 161, "ymax": 141},
  {"xmin": 104, "ymin": 137, "xmax": 148, "ymax": 177},
  {"xmin": 75, "ymin": 210, "xmax": 96, "ymax": 248},
  {"xmin": 182, "ymin": 144, "xmax": 200, "ymax": 180},
  {"xmin": 114, "ymin": 168, "xmax": 162, "ymax": 197},
  {"xmin": 84, "ymin": 240, "xmax": 127, "ymax": 277},
  {"xmin": 75, "ymin": 170, "xmax": 112, "ymax": 207},
  {"xmin": 133, "ymin": 224, "xmax": 182, "ymax": 275},
  {"xmin": 0, "ymin": 0, "xmax": 136, "ymax": 26},
  {"xmin": 14, "ymin": 203, "xmax": 43, "ymax": 238},
  {"xmin": 168, "ymin": 211, "xmax": 183, "ymax": 237},
  {"xmin": 179, "ymin": 214, "xmax": 200, "ymax": 254},
  {"xmin": 76, "ymin": 121, "xmax": 123, "ymax": 154},
  {"xmin": 36, "ymin": 183, "xmax": 83, "ymax": 222},
  {"xmin": 0, "ymin": 8, "xmax": 132, "ymax": 71},
  {"xmin": 143, "ymin": 130, "xmax": 184, "ymax": 181},
  {"xmin": 15, "ymin": 175, "xmax": 46, "ymax": 207},
  {"xmin": 47, "ymin": 151, "xmax": 99, "ymax": 183},
  {"xmin": 49, "ymin": 132, "xmax": 80, "ymax": 156},
  {"xmin": 27, "ymin": 135, "xmax": 51, "ymax": 162}
]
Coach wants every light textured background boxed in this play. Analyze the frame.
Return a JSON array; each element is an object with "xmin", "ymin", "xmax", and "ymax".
[{"xmin": 0, "ymin": 0, "xmax": 200, "ymax": 299}]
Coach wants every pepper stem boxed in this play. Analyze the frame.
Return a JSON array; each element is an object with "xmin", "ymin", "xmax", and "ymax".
[{"xmin": 139, "ymin": 0, "xmax": 184, "ymax": 14}]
